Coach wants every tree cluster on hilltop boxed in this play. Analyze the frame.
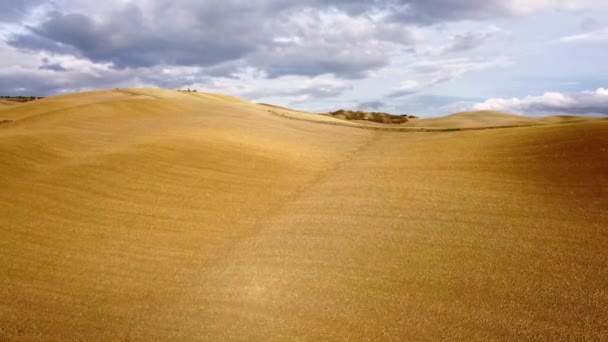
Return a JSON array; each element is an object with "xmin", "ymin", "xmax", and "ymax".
[{"xmin": 329, "ymin": 109, "xmax": 418, "ymax": 124}]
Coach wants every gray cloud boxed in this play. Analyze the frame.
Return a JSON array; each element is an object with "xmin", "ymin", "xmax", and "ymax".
[
  {"xmin": 388, "ymin": 0, "xmax": 510, "ymax": 23},
  {"xmin": 0, "ymin": 0, "xmax": 513, "ymax": 27},
  {"xmin": 0, "ymin": 59, "xmax": 194, "ymax": 96},
  {"xmin": 11, "ymin": 7, "xmax": 258, "ymax": 69},
  {"xmin": 0, "ymin": 69, "xmax": 133, "ymax": 96},
  {"xmin": 581, "ymin": 17, "xmax": 600, "ymax": 31},
  {"xmin": 261, "ymin": 52, "xmax": 387, "ymax": 80},
  {"xmin": 357, "ymin": 100, "xmax": 385, "ymax": 110},
  {"xmin": 2, "ymin": 0, "xmax": 607, "ymax": 97},
  {"xmin": 387, "ymin": 0, "xmax": 608, "ymax": 23},
  {"xmin": 39, "ymin": 57, "xmax": 68, "ymax": 72},
  {"xmin": 6, "ymin": 1, "xmax": 414, "ymax": 79},
  {"xmin": 39, "ymin": 63, "xmax": 68, "ymax": 72},
  {"xmin": 0, "ymin": 0, "xmax": 44, "ymax": 22},
  {"xmin": 437, "ymin": 26, "xmax": 503, "ymax": 55}
]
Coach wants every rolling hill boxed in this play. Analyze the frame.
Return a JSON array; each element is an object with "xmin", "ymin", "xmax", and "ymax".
[{"xmin": 1, "ymin": 89, "xmax": 607, "ymax": 340}]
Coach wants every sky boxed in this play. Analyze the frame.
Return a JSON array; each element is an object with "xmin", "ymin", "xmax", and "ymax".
[{"xmin": 1, "ymin": 0, "xmax": 607, "ymax": 116}]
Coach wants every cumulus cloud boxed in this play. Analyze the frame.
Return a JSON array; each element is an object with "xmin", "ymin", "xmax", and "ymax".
[
  {"xmin": 6, "ymin": 0, "xmax": 605, "ymax": 77},
  {"xmin": 0, "ymin": 41, "xmax": 187, "ymax": 95},
  {"xmin": 0, "ymin": 66, "xmax": 144, "ymax": 96},
  {"xmin": 10, "ymin": 7, "xmax": 261, "ymax": 69},
  {"xmin": 6, "ymin": 1, "xmax": 414, "ymax": 79},
  {"xmin": 474, "ymin": 88, "xmax": 608, "ymax": 115},
  {"xmin": 1, "ymin": 0, "xmax": 427, "ymax": 97},
  {"xmin": 248, "ymin": 9, "xmax": 413, "ymax": 79}
]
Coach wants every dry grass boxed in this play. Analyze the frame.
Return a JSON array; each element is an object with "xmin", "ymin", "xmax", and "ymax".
[
  {"xmin": 1, "ymin": 89, "xmax": 607, "ymax": 340},
  {"xmin": 0, "ymin": 100, "xmax": 20, "ymax": 110},
  {"xmin": 403, "ymin": 110, "xmax": 603, "ymax": 129}
]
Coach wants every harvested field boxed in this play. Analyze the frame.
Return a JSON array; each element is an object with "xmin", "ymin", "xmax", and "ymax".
[{"xmin": 1, "ymin": 89, "xmax": 607, "ymax": 340}]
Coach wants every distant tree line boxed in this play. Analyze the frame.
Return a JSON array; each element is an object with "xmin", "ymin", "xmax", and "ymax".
[
  {"xmin": 177, "ymin": 88, "xmax": 197, "ymax": 92},
  {"xmin": 0, "ymin": 96, "xmax": 44, "ymax": 102}
]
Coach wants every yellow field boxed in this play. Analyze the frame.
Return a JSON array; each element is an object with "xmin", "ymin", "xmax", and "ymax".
[
  {"xmin": 1, "ymin": 89, "xmax": 607, "ymax": 340},
  {"xmin": 0, "ymin": 100, "xmax": 20, "ymax": 108}
]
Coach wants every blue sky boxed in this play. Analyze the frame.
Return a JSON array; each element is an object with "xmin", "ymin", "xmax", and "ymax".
[{"xmin": 1, "ymin": 0, "xmax": 607, "ymax": 116}]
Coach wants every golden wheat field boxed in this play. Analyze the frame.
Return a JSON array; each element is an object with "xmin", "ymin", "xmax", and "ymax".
[{"xmin": 1, "ymin": 88, "xmax": 607, "ymax": 340}]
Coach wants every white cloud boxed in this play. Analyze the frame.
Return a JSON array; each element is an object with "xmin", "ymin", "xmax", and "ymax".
[
  {"xmin": 387, "ymin": 57, "xmax": 511, "ymax": 97},
  {"xmin": 596, "ymin": 88, "xmax": 608, "ymax": 95},
  {"xmin": 409, "ymin": 57, "xmax": 511, "ymax": 79},
  {"xmin": 560, "ymin": 27, "xmax": 608, "ymax": 42},
  {"xmin": 388, "ymin": 80, "xmax": 425, "ymax": 97},
  {"xmin": 507, "ymin": 0, "xmax": 608, "ymax": 15},
  {"xmin": 196, "ymin": 73, "xmax": 352, "ymax": 104},
  {"xmin": 474, "ymin": 88, "xmax": 608, "ymax": 115}
]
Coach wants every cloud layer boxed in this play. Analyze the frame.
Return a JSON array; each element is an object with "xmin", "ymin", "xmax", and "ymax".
[
  {"xmin": 387, "ymin": 57, "xmax": 511, "ymax": 97},
  {"xmin": 7, "ymin": 1, "xmax": 415, "ymax": 78},
  {"xmin": 474, "ymin": 88, "xmax": 608, "ymax": 115},
  {"xmin": 1, "ymin": 0, "xmax": 607, "ymax": 115}
]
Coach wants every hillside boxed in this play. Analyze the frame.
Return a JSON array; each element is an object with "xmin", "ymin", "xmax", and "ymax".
[
  {"xmin": 401, "ymin": 110, "xmax": 603, "ymax": 129},
  {"xmin": 0, "ymin": 99, "xmax": 20, "ymax": 108},
  {"xmin": 1, "ymin": 89, "xmax": 607, "ymax": 340}
]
